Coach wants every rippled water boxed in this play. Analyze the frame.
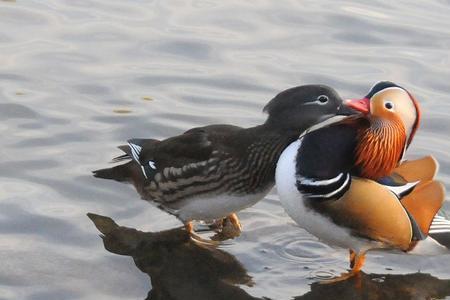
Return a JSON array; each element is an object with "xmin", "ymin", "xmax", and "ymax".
[{"xmin": 1, "ymin": 1, "xmax": 449, "ymax": 299}]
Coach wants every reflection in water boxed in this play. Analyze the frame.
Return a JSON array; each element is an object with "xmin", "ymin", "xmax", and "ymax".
[
  {"xmin": 1, "ymin": 0, "xmax": 449, "ymax": 298},
  {"xmin": 87, "ymin": 213, "xmax": 262, "ymax": 300},
  {"xmin": 88, "ymin": 213, "xmax": 450, "ymax": 300},
  {"xmin": 296, "ymin": 272, "xmax": 450, "ymax": 300}
]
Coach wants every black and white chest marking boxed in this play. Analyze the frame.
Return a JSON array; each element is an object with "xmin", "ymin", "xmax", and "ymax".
[{"xmin": 296, "ymin": 172, "xmax": 351, "ymax": 200}]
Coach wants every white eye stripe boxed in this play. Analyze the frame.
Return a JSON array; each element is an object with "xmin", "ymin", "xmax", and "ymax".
[
  {"xmin": 303, "ymin": 101, "xmax": 320, "ymax": 106},
  {"xmin": 316, "ymin": 100, "xmax": 328, "ymax": 105},
  {"xmin": 303, "ymin": 101, "xmax": 322, "ymax": 106},
  {"xmin": 317, "ymin": 95, "xmax": 329, "ymax": 105},
  {"xmin": 303, "ymin": 95, "xmax": 329, "ymax": 106}
]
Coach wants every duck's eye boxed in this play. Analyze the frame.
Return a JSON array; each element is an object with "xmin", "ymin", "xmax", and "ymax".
[
  {"xmin": 384, "ymin": 101, "xmax": 394, "ymax": 110},
  {"xmin": 317, "ymin": 95, "xmax": 329, "ymax": 104}
]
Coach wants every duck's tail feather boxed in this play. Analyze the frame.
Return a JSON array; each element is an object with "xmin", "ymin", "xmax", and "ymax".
[
  {"xmin": 93, "ymin": 161, "xmax": 141, "ymax": 183},
  {"xmin": 429, "ymin": 215, "xmax": 450, "ymax": 249},
  {"xmin": 111, "ymin": 145, "xmax": 132, "ymax": 163},
  {"xmin": 110, "ymin": 138, "xmax": 159, "ymax": 163},
  {"xmin": 401, "ymin": 180, "xmax": 445, "ymax": 235},
  {"xmin": 402, "ymin": 182, "xmax": 449, "ymax": 253}
]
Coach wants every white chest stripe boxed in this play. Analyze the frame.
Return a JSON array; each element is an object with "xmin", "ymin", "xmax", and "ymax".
[
  {"xmin": 299, "ymin": 173, "xmax": 344, "ymax": 186},
  {"xmin": 307, "ymin": 173, "xmax": 351, "ymax": 199}
]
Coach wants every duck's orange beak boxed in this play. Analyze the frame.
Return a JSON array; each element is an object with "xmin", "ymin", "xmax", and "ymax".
[{"xmin": 344, "ymin": 97, "xmax": 370, "ymax": 114}]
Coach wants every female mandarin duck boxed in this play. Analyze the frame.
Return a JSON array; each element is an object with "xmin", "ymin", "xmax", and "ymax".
[
  {"xmin": 276, "ymin": 81, "xmax": 448, "ymax": 280},
  {"xmin": 93, "ymin": 85, "xmax": 356, "ymax": 241}
]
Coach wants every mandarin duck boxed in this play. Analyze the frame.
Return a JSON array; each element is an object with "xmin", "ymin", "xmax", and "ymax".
[
  {"xmin": 275, "ymin": 81, "xmax": 447, "ymax": 280},
  {"xmin": 93, "ymin": 85, "xmax": 356, "ymax": 241}
]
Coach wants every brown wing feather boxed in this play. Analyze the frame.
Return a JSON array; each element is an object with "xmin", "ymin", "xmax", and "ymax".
[
  {"xmin": 401, "ymin": 180, "xmax": 445, "ymax": 235},
  {"xmin": 312, "ymin": 178, "xmax": 413, "ymax": 250},
  {"xmin": 393, "ymin": 156, "xmax": 438, "ymax": 183}
]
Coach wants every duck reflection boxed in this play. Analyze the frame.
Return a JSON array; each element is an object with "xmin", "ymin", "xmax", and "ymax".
[
  {"xmin": 296, "ymin": 272, "xmax": 450, "ymax": 300},
  {"xmin": 88, "ymin": 213, "xmax": 450, "ymax": 300},
  {"xmin": 87, "ymin": 213, "xmax": 263, "ymax": 300}
]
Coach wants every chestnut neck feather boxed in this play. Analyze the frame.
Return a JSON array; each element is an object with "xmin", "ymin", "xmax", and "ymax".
[{"xmin": 355, "ymin": 116, "xmax": 406, "ymax": 180}]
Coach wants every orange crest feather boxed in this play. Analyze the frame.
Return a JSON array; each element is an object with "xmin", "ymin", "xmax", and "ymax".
[{"xmin": 355, "ymin": 117, "xmax": 406, "ymax": 180}]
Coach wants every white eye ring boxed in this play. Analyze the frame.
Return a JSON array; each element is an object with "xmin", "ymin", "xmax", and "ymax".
[
  {"xmin": 384, "ymin": 100, "xmax": 395, "ymax": 111},
  {"xmin": 316, "ymin": 95, "xmax": 329, "ymax": 105}
]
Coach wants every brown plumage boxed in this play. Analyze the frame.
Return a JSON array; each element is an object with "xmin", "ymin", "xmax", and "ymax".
[
  {"xmin": 345, "ymin": 84, "xmax": 421, "ymax": 180},
  {"xmin": 354, "ymin": 116, "xmax": 406, "ymax": 180},
  {"xmin": 278, "ymin": 82, "xmax": 445, "ymax": 283},
  {"xmin": 93, "ymin": 84, "xmax": 356, "ymax": 241},
  {"xmin": 327, "ymin": 178, "xmax": 413, "ymax": 250}
]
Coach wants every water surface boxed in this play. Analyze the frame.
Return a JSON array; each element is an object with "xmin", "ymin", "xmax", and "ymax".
[{"xmin": 0, "ymin": 1, "xmax": 449, "ymax": 299}]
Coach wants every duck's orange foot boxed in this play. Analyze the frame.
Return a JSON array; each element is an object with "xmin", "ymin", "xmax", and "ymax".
[
  {"xmin": 320, "ymin": 250, "xmax": 366, "ymax": 285},
  {"xmin": 228, "ymin": 213, "xmax": 243, "ymax": 231},
  {"xmin": 211, "ymin": 213, "xmax": 242, "ymax": 241},
  {"xmin": 184, "ymin": 221, "xmax": 220, "ymax": 245},
  {"xmin": 319, "ymin": 270, "xmax": 361, "ymax": 284},
  {"xmin": 184, "ymin": 221, "xmax": 194, "ymax": 234}
]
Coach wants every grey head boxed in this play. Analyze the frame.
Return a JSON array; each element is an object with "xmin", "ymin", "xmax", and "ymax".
[{"xmin": 263, "ymin": 84, "xmax": 355, "ymax": 132}]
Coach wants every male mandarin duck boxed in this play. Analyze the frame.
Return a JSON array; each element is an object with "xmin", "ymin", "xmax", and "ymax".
[
  {"xmin": 275, "ymin": 81, "xmax": 448, "ymax": 280},
  {"xmin": 93, "ymin": 85, "xmax": 356, "ymax": 241}
]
